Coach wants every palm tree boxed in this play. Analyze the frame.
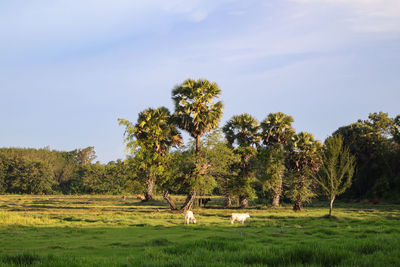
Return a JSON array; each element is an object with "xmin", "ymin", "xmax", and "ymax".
[
  {"xmin": 259, "ymin": 112, "xmax": 295, "ymax": 206},
  {"xmin": 134, "ymin": 107, "xmax": 182, "ymax": 155},
  {"xmin": 223, "ymin": 113, "xmax": 259, "ymax": 208},
  {"xmin": 260, "ymin": 112, "xmax": 295, "ymax": 147},
  {"xmin": 172, "ymin": 79, "xmax": 223, "ymax": 154},
  {"xmin": 118, "ymin": 107, "xmax": 182, "ymax": 202},
  {"xmin": 223, "ymin": 113, "xmax": 261, "ymax": 148},
  {"xmin": 286, "ymin": 132, "xmax": 322, "ymax": 211},
  {"xmin": 172, "ymin": 79, "xmax": 223, "ymax": 210}
]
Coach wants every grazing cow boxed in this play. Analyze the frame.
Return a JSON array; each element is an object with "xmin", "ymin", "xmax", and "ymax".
[
  {"xmin": 230, "ymin": 213, "xmax": 250, "ymax": 225},
  {"xmin": 184, "ymin": 210, "xmax": 197, "ymax": 224}
]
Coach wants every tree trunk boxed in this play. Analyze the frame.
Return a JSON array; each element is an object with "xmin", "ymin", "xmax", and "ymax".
[
  {"xmin": 162, "ymin": 190, "xmax": 177, "ymax": 210},
  {"xmin": 195, "ymin": 136, "xmax": 201, "ymax": 155},
  {"xmin": 293, "ymin": 200, "xmax": 302, "ymax": 212},
  {"xmin": 272, "ymin": 174, "xmax": 283, "ymax": 206},
  {"xmin": 181, "ymin": 191, "xmax": 197, "ymax": 211},
  {"xmin": 329, "ymin": 197, "xmax": 335, "ymax": 217},
  {"xmin": 224, "ymin": 193, "xmax": 232, "ymax": 208},
  {"xmin": 272, "ymin": 194, "xmax": 280, "ymax": 207},
  {"xmin": 239, "ymin": 196, "xmax": 248, "ymax": 208},
  {"xmin": 144, "ymin": 178, "xmax": 155, "ymax": 202}
]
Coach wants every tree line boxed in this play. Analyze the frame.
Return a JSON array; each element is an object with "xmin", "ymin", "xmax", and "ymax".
[{"xmin": 1, "ymin": 79, "xmax": 399, "ymax": 213}]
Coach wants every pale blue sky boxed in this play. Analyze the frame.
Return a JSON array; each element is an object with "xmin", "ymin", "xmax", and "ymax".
[{"xmin": 1, "ymin": 0, "xmax": 399, "ymax": 162}]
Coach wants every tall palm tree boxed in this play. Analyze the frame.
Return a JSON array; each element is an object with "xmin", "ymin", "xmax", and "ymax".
[
  {"xmin": 172, "ymin": 79, "xmax": 223, "ymax": 154},
  {"xmin": 259, "ymin": 112, "xmax": 295, "ymax": 206},
  {"xmin": 172, "ymin": 79, "xmax": 224, "ymax": 210},
  {"xmin": 223, "ymin": 113, "xmax": 261, "ymax": 148},
  {"xmin": 118, "ymin": 107, "xmax": 182, "ymax": 202},
  {"xmin": 134, "ymin": 107, "xmax": 182, "ymax": 155},
  {"xmin": 286, "ymin": 132, "xmax": 322, "ymax": 211},
  {"xmin": 223, "ymin": 113, "xmax": 260, "ymax": 208},
  {"xmin": 260, "ymin": 112, "xmax": 295, "ymax": 147}
]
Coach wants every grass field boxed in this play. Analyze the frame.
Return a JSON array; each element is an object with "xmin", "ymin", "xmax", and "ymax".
[{"xmin": 0, "ymin": 195, "xmax": 399, "ymax": 266}]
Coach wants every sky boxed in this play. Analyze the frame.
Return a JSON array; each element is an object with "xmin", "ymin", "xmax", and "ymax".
[{"xmin": 1, "ymin": 0, "xmax": 399, "ymax": 163}]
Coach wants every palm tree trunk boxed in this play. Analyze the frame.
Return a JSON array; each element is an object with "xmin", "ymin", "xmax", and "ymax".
[
  {"xmin": 195, "ymin": 136, "xmax": 201, "ymax": 155},
  {"xmin": 163, "ymin": 190, "xmax": 177, "ymax": 210},
  {"xmin": 239, "ymin": 196, "xmax": 248, "ymax": 208},
  {"xmin": 181, "ymin": 191, "xmax": 197, "ymax": 211},
  {"xmin": 272, "ymin": 173, "xmax": 283, "ymax": 206}
]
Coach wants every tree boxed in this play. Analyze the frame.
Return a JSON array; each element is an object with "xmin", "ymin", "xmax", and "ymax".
[
  {"xmin": 0, "ymin": 153, "xmax": 8, "ymax": 193},
  {"xmin": 261, "ymin": 112, "xmax": 295, "ymax": 147},
  {"xmin": 313, "ymin": 135, "xmax": 355, "ymax": 216},
  {"xmin": 223, "ymin": 113, "xmax": 260, "ymax": 148},
  {"xmin": 393, "ymin": 115, "xmax": 400, "ymax": 144},
  {"xmin": 259, "ymin": 112, "xmax": 295, "ymax": 206},
  {"xmin": 286, "ymin": 132, "xmax": 322, "ymax": 211},
  {"xmin": 334, "ymin": 112, "xmax": 400, "ymax": 199},
  {"xmin": 6, "ymin": 156, "xmax": 55, "ymax": 194},
  {"xmin": 254, "ymin": 145, "xmax": 286, "ymax": 206},
  {"xmin": 223, "ymin": 114, "xmax": 259, "ymax": 208},
  {"xmin": 203, "ymin": 131, "xmax": 239, "ymax": 208},
  {"xmin": 106, "ymin": 159, "xmax": 130, "ymax": 194},
  {"xmin": 172, "ymin": 79, "xmax": 223, "ymax": 154},
  {"xmin": 118, "ymin": 107, "xmax": 182, "ymax": 202},
  {"xmin": 72, "ymin": 147, "xmax": 97, "ymax": 165},
  {"xmin": 172, "ymin": 78, "xmax": 223, "ymax": 210}
]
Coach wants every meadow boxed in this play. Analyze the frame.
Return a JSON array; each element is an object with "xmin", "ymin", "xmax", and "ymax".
[{"xmin": 0, "ymin": 195, "xmax": 399, "ymax": 266}]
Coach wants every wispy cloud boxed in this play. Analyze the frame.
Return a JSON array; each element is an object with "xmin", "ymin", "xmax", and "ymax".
[
  {"xmin": 291, "ymin": 0, "xmax": 400, "ymax": 33},
  {"xmin": 0, "ymin": 0, "xmax": 227, "ymax": 61}
]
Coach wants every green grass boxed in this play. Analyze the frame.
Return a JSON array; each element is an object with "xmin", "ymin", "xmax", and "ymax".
[{"xmin": 0, "ymin": 195, "xmax": 399, "ymax": 266}]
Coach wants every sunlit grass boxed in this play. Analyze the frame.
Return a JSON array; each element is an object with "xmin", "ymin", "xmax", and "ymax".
[{"xmin": 0, "ymin": 194, "xmax": 399, "ymax": 266}]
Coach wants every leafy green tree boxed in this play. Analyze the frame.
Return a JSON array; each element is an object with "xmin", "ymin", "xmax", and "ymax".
[
  {"xmin": 6, "ymin": 157, "xmax": 55, "ymax": 194},
  {"xmin": 223, "ymin": 114, "xmax": 259, "ymax": 208},
  {"xmin": 313, "ymin": 135, "xmax": 355, "ymax": 216},
  {"xmin": 254, "ymin": 145, "xmax": 286, "ymax": 205},
  {"xmin": 286, "ymin": 132, "xmax": 322, "ymax": 211},
  {"xmin": 105, "ymin": 159, "xmax": 131, "ymax": 194},
  {"xmin": 393, "ymin": 115, "xmax": 400, "ymax": 144},
  {"xmin": 119, "ymin": 107, "xmax": 182, "ymax": 202},
  {"xmin": 172, "ymin": 78, "xmax": 223, "ymax": 210},
  {"xmin": 0, "ymin": 153, "xmax": 8, "ymax": 193},
  {"xmin": 234, "ymin": 147, "xmax": 257, "ymax": 208},
  {"xmin": 71, "ymin": 147, "xmax": 97, "ymax": 165},
  {"xmin": 203, "ymin": 131, "xmax": 239, "ymax": 208},
  {"xmin": 259, "ymin": 112, "xmax": 295, "ymax": 206},
  {"xmin": 334, "ymin": 112, "xmax": 400, "ymax": 199}
]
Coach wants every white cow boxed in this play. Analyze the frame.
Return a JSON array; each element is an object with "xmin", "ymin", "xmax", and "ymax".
[
  {"xmin": 184, "ymin": 210, "xmax": 197, "ymax": 224},
  {"xmin": 230, "ymin": 213, "xmax": 250, "ymax": 225}
]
